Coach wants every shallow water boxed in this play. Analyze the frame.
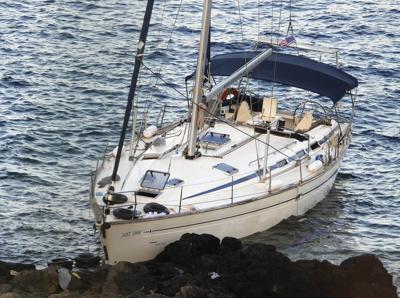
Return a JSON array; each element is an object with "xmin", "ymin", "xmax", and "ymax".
[{"xmin": 1, "ymin": 0, "xmax": 399, "ymax": 291}]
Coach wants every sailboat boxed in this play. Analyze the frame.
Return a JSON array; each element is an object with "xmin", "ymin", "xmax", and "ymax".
[{"xmin": 90, "ymin": 0, "xmax": 358, "ymax": 264}]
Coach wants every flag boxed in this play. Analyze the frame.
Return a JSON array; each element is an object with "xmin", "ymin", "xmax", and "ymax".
[{"xmin": 278, "ymin": 35, "xmax": 295, "ymax": 47}]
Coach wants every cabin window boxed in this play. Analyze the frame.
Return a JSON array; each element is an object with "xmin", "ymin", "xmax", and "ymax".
[
  {"xmin": 288, "ymin": 150, "xmax": 307, "ymax": 162},
  {"xmin": 310, "ymin": 142, "xmax": 320, "ymax": 150},
  {"xmin": 141, "ymin": 170, "xmax": 170, "ymax": 190},
  {"xmin": 318, "ymin": 136, "xmax": 328, "ymax": 145},
  {"xmin": 213, "ymin": 163, "xmax": 239, "ymax": 175},
  {"xmin": 276, "ymin": 159, "xmax": 288, "ymax": 168},
  {"xmin": 296, "ymin": 150, "xmax": 307, "ymax": 159}
]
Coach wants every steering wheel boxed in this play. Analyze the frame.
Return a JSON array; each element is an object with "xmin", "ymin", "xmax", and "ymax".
[{"xmin": 292, "ymin": 100, "xmax": 329, "ymax": 127}]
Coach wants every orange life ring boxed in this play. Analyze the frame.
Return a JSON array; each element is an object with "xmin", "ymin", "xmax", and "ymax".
[{"xmin": 219, "ymin": 88, "xmax": 239, "ymax": 101}]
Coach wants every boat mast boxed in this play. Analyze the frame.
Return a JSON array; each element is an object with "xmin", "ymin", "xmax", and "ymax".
[
  {"xmin": 186, "ymin": 0, "xmax": 212, "ymax": 158},
  {"xmin": 111, "ymin": 0, "xmax": 155, "ymax": 183}
]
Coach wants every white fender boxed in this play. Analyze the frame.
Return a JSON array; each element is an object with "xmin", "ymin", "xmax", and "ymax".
[
  {"xmin": 143, "ymin": 125, "xmax": 158, "ymax": 138},
  {"xmin": 308, "ymin": 160, "xmax": 323, "ymax": 172}
]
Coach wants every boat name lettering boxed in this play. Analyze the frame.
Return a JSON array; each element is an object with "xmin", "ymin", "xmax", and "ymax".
[{"xmin": 121, "ymin": 230, "xmax": 142, "ymax": 238}]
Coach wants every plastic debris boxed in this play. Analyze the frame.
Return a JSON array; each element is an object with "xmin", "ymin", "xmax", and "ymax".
[
  {"xmin": 209, "ymin": 272, "xmax": 220, "ymax": 280},
  {"xmin": 57, "ymin": 267, "xmax": 71, "ymax": 290}
]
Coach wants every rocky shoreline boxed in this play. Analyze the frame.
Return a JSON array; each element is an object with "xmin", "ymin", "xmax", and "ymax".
[{"xmin": 0, "ymin": 234, "xmax": 397, "ymax": 298}]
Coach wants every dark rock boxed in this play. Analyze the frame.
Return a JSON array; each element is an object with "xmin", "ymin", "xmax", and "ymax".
[
  {"xmin": 48, "ymin": 291, "xmax": 82, "ymax": 298},
  {"xmin": 10, "ymin": 266, "xmax": 59, "ymax": 296},
  {"xmin": 47, "ymin": 258, "xmax": 74, "ymax": 270},
  {"xmin": 340, "ymin": 254, "xmax": 398, "ymax": 298},
  {"xmin": 0, "ymin": 261, "xmax": 35, "ymax": 273},
  {"xmin": 67, "ymin": 272, "xmax": 90, "ymax": 292},
  {"xmin": 0, "ymin": 266, "xmax": 11, "ymax": 285},
  {"xmin": 100, "ymin": 261, "xmax": 162, "ymax": 297},
  {"xmin": 74, "ymin": 253, "xmax": 101, "ymax": 269},
  {"xmin": 218, "ymin": 237, "xmax": 242, "ymax": 255},
  {"xmin": 126, "ymin": 291, "xmax": 147, "ymax": 298},
  {"xmin": 155, "ymin": 233, "xmax": 220, "ymax": 265},
  {"xmin": 0, "ymin": 293, "xmax": 22, "ymax": 298},
  {"xmin": 179, "ymin": 285, "xmax": 208, "ymax": 298},
  {"xmin": 73, "ymin": 264, "xmax": 110, "ymax": 293},
  {"xmin": 0, "ymin": 234, "xmax": 397, "ymax": 298}
]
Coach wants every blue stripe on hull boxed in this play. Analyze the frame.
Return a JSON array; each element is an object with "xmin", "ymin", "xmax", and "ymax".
[{"xmin": 183, "ymin": 170, "xmax": 262, "ymax": 200}]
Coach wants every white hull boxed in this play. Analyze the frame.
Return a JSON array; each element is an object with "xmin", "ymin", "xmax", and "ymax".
[{"xmin": 98, "ymin": 155, "xmax": 342, "ymax": 264}]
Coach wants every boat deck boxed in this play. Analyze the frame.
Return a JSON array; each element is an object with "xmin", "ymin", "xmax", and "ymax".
[{"xmin": 92, "ymin": 114, "xmax": 343, "ymax": 223}]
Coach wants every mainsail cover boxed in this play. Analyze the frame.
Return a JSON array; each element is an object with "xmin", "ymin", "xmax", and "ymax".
[{"xmin": 210, "ymin": 51, "xmax": 358, "ymax": 103}]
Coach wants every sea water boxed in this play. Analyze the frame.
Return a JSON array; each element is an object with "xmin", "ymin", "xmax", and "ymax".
[{"xmin": 0, "ymin": 0, "xmax": 398, "ymax": 290}]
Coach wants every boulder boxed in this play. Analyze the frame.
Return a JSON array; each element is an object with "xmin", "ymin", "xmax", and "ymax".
[
  {"xmin": 218, "ymin": 237, "xmax": 242, "ymax": 255},
  {"xmin": 0, "ymin": 267, "xmax": 11, "ymax": 285},
  {"xmin": 179, "ymin": 285, "xmax": 208, "ymax": 298},
  {"xmin": 0, "ymin": 261, "xmax": 35, "ymax": 285},
  {"xmin": 100, "ymin": 261, "xmax": 160, "ymax": 297},
  {"xmin": 155, "ymin": 234, "xmax": 220, "ymax": 266},
  {"xmin": 10, "ymin": 266, "xmax": 59, "ymax": 296},
  {"xmin": 0, "ymin": 293, "xmax": 21, "ymax": 298},
  {"xmin": 0, "ymin": 262, "xmax": 35, "ymax": 272},
  {"xmin": 340, "ymin": 254, "xmax": 398, "ymax": 298}
]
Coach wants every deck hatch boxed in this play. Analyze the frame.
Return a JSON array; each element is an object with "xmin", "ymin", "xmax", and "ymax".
[
  {"xmin": 213, "ymin": 163, "xmax": 239, "ymax": 175},
  {"xmin": 141, "ymin": 170, "xmax": 170, "ymax": 190},
  {"xmin": 166, "ymin": 178, "xmax": 184, "ymax": 187},
  {"xmin": 201, "ymin": 132, "xmax": 230, "ymax": 145}
]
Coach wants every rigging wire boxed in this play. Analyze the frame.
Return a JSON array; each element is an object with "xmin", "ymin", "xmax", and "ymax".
[
  {"xmin": 191, "ymin": 99, "xmax": 292, "ymax": 159},
  {"xmin": 270, "ymin": 0, "xmax": 284, "ymax": 97},
  {"xmin": 141, "ymin": 60, "xmax": 187, "ymax": 99},
  {"xmin": 130, "ymin": 0, "xmax": 299, "ymax": 160},
  {"xmin": 154, "ymin": 0, "xmax": 169, "ymax": 49},
  {"xmin": 142, "ymin": 50, "xmax": 294, "ymax": 159},
  {"xmin": 287, "ymin": 0, "xmax": 300, "ymax": 55},
  {"xmin": 134, "ymin": 0, "xmax": 168, "ymax": 111},
  {"xmin": 270, "ymin": 0, "xmax": 274, "ymax": 44},
  {"xmin": 236, "ymin": 0, "xmax": 245, "ymax": 42},
  {"xmin": 146, "ymin": 0, "xmax": 185, "ymax": 105},
  {"xmin": 139, "ymin": 61, "xmax": 292, "ymax": 160},
  {"xmin": 257, "ymin": 0, "xmax": 261, "ymax": 46},
  {"xmin": 139, "ymin": 56, "xmax": 292, "ymax": 158}
]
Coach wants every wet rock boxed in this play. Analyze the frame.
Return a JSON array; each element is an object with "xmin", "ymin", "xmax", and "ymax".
[
  {"xmin": 68, "ymin": 265, "xmax": 109, "ymax": 293},
  {"xmin": 179, "ymin": 285, "xmax": 208, "ymax": 298},
  {"xmin": 0, "ymin": 267, "xmax": 11, "ymax": 285},
  {"xmin": 0, "ymin": 262, "xmax": 35, "ymax": 273},
  {"xmin": 0, "ymin": 261, "xmax": 35, "ymax": 285},
  {"xmin": 155, "ymin": 234, "xmax": 220, "ymax": 266},
  {"xmin": 0, "ymin": 284, "xmax": 12, "ymax": 295},
  {"xmin": 10, "ymin": 266, "xmax": 59, "ymax": 296},
  {"xmin": 0, "ymin": 293, "xmax": 21, "ymax": 298},
  {"xmin": 218, "ymin": 237, "xmax": 242, "ymax": 255},
  {"xmin": 126, "ymin": 291, "xmax": 147, "ymax": 298},
  {"xmin": 0, "ymin": 234, "xmax": 397, "ymax": 297},
  {"xmin": 48, "ymin": 291, "xmax": 82, "ymax": 298},
  {"xmin": 340, "ymin": 254, "xmax": 398, "ymax": 298},
  {"xmin": 100, "ymin": 261, "xmax": 161, "ymax": 297}
]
